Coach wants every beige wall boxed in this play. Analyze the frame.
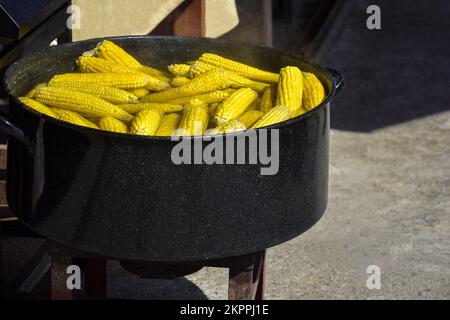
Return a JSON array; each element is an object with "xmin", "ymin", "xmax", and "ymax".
[{"xmin": 71, "ymin": 0, "xmax": 238, "ymax": 41}]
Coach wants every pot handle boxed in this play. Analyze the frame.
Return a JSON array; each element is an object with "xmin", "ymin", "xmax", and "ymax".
[
  {"xmin": 0, "ymin": 112, "xmax": 32, "ymax": 150},
  {"xmin": 325, "ymin": 67, "xmax": 345, "ymax": 99}
]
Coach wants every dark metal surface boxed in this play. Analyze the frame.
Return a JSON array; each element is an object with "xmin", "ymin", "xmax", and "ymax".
[{"xmin": 1, "ymin": 36, "xmax": 343, "ymax": 261}]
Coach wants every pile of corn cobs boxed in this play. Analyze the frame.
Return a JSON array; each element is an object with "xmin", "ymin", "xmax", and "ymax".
[{"xmin": 19, "ymin": 40, "xmax": 326, "ymax": 136}]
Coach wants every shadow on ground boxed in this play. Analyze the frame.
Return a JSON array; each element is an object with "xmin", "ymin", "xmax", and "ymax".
[{"xmin": 319, "ymin": 0, "xmax": 450, "ymax": 132}]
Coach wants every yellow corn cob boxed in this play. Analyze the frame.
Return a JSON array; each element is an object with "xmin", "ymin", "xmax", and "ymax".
[
  {"xmin": 34, "ymin": 87, "xmax": 133, "ymax": 122},
  {"xmin": 142, "ymin": 68, "xmax": 231, "ymax": 103},
  {"xmin": 214, "ymin": 88, "xmax": 258, "ymax": 124},
  {"xmin": 259, "ymin": 84, "xmax": 276, "ymax": 112},
  {"xmin": 208, "ymin": 119, "xmax": 246, "ymax": 135},
  {"xmin": 19, "ymin": 97, "xmax": 58, "ymax": 118},
  {"xmin": 302, "ymin": 72, "xmax": 326, "ymax": 112},
  {"xmin": 168, "ymin": 90, "xmax": 232, "ymax": 105},
  {"xmin": 171, "ymin": 76, "xmax": 191, "ymax": 87},
  {"xmin": 155, "ymin": 113, "xmax": 182, "ymax": 136},
  {"xmin": 25, "ymin": 83, "xmax": 47, "ymax": 98},
  {"xmin": 188, "ymin": 60, "xmax": 216, "ymax": 78},
  {"xmin": 77, "ymin": 55, "xmax": 137, "ymax": 74},
  {"xmin": 119, "ymin": 103, "xmax": 183, "ymax": 115},
  {"xmin": 224, "ymin": 70, "xmax": 268, "ymax": 92},
  {"xmin": 246, "ymin": 97, "xmax": 260, "ymax": 111},
  {"xmin": 128, "ymin": 88, "xmax": 149, "ymax": 98},
  {"xmin": 276, "ymin": 66, "xmax": 303, "ymax": 117},
  {"xmin": 52, "ymin": 108, "xmax": 99, "ymax": 129},
  {"xmin": 130, "ymin": 109, "xmax": 162, "ymax": 136},
  {"xmin": 49, "ymin": 73, "xmax": 163, "ymax": 91},
  {"xmin": 177, "ymin": 100, "xmax": 209, "ymax": 136},
  {"xmin": 48, "ymin": 81, "xmax": 138, "ymax": 104},
  {"xmin": 99, "ymin": 117, "xmax": 128, "ymax": 133},
  {"xmin": 238, "ymin": 110, "xmax": 264, "ymax": 128},
  {"xmin": 88, "ymin": 40, "xmax": 170, "ymax": 82},
  {"xmin": 251, "ymin": 105, "xmax": 291, "ymax": 129},
  {"xmin": 168, "ymin": 64, "xmax": 191, "ymax": 77},
  {"xmin": 199, "ymin": 53, "xmax": 279, "ymax": 82}
]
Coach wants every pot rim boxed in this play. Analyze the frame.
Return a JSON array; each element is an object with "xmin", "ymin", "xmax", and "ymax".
[{"xmin": 4, "ymin": 35, "xmax": 339, "ymax": 140}]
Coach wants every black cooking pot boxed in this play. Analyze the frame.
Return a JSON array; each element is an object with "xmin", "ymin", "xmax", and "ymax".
[{"xmin": 1, "ymin": 36, "xmax": 344, "ymax": 261}]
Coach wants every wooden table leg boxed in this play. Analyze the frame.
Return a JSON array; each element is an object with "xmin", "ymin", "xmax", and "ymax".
[
  {"xmin": 51, "ymin": 255, "xmax": 75, "ymax": 300},
  {"xmin": 84, "ymin": 259, "xmax": 106, "ymax": 300},
  {"xmin": 228, "ymin": 250, "xmax": 266, "ymax": 300}
]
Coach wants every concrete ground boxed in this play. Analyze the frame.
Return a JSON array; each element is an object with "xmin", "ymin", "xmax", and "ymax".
[{"xmin": 1, "ymin": 0, "xmax": 449, "ymax": 299}]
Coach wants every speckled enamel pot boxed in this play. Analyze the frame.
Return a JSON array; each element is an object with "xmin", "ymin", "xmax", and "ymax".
[{"xmin": 1, "ymin": 36, "xmax": 344, "ymax": 261}]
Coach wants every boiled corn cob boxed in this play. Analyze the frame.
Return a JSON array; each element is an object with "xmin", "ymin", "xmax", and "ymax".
[
  {"xmin": 52, "ymin": 108, "xmax": 99, "ymax": 129},
  {"xmin": 99, "ymin": 116, "xmax": 128, "ymax": 133},
  {"xmin": 238, "ymin": 110, "xmax": 264, "ymax": 128},
  {"xmin": 214, "ymin": 88, "xmax": 258, "ymax": 124},
  {"xmin": 188, "ymin": 60, "xmax": 216, "ymax": 78},
  {"xmin": 276, "ymin": 66, "xmax": 303, "ymax": 117},
  {"xmin": 142, "ymin": 68, "xmax": 231, "ymax": 103},
  {"xmin": 171, "ymin": 76, "xmax": 191, "ymax": 87},
  {"xmin": 25, "ymin": 83, "xmax": 47, "ymax": 98},
  {"xmin": 49, "ymin": 73, "xmax": 163, "ymax": 91},
  {"xmin": 168, "ymin": 64, "xmax": 191, "ymax": 77},
  {"xmin": 208, "ymin": 119, "xmax": 246, "ymax": 135},
  {"xmin": 168, "ymin": 90, "xmax": 232, "ymax": 105},
  {"xmin": 224, "ymin": 70, "xmax": 268, "ymax": 92},
  {"xmin": 246, "ymin": 97, "xmax": 260, "ymax": 111},
  {"xmin": 199, "ymin": 53, "xmax": 279, "ymax": 82},
  {"xmin": 88, "ymin": 40, "xmax": 170, "ymax": 82},
  {"xmin": 77, "ymin": 55, "xmax": 137, "ymax": 74},
  {"xmin": 127, "ymin": 88, "xmax": 149, "ymax": 98},
  {"xmin": 259, "ymin": 84, "xmax": 276, "ymax": 113},
  {"xmin": 130, "ymin": 109, "xmax": 162, "ymax": 135},
  {"xmin": 48, "ymin": 81, "xmax": 138, "ymax": 104},
  {"xmin": 302, "ymin": 72, "xmax": 326, "ymax": 112},
  {"xmin": 34, "ymin": 87, "xmax": 133, "ymax": 122},
  {"xmin": 119, "ymin": 103, "xmax": 183, "ymax": 115},
  {"xmin": 251, "ymin": 105, "xmax": 291, "ymax": 129},
  {"xmin": 155, "ymin": 113, "xmax": 182, "ymax": 136},
  {"xmin": 19, "ymin": 97, "xmax": 58, "ymax": 118},
  {"xmin": 177, "ymin": 100, "xmax": 209, "ymax": 136}
]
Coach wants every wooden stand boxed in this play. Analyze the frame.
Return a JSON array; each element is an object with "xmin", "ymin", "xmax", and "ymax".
[{"xmin": 48, "ymin": 241, "xmax": 265, "ymax": 300}]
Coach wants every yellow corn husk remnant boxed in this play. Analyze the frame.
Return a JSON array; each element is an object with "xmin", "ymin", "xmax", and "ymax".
[
  {"xmin": 177, "ymin": 99, "xmax": 209, "ymax": 136},
  {"xmin": 224, "ymin": 70, "xmax": 268, "ymax": 92},
  {"xmin": 88, "ymin": 40, "xmax": 170, "ymax": 82},
  {"xmin": 208, "ymin": 119, "xmax": 246, "ymax": 135},
  {"xmin": 168, "ymin": 64, "xmax": 191, "ymax": 77},
  {"xmin": 302, "ymin": 72, "xmax": 326, "ymax": 112},
  {"xmin": 199, "ymin": 53, "xmax": 279, "ymax": 83},
  {"xmin": 130, "ymin": 109, "xmax": 162, "ymax": 136},
  {"xmin": 142, "ymin": 69, "xmax": 230, "ymax": 103},
  {"xmin": 119, "ymin": 103, "xmax": 183, "ymax": 115},
  {"xmin": 48, "ymin": 81, "xmax": 138, "ymax": 104},
  {"xmin": 19, "ymin": 97, "xmax": 58, "ymax": 118},
  {"xmin": 276, "ymin": 66, "xmax": 303, "ymax": 117},
  {"xmin": 34, "ymin": 87, "xmax": 133, "ymax": 122},
  {"xmin": 171, "ymin": 76, "xmax": 191, "ymax": 87},
  {"xmin": 259, "ymin": 84, "xmax": 276, "ymax": 113},
  {"xmin": 188, "ymin": 60, "xmax": 216, "ymax": 78},
  {"xmin": 99, "ymin": 117, "xmax": 128, "ymax": 133},
  {"xmin": 155, "ymin": 113, "xmax": 182, "ymax": 136},
  {"xmin": 214, "ymin": 88, "xmax": 258, "ymax": 124},
  {"xmin": 52, "ymin": 108, "xmax": 99, "ymax": 129},
  {"xmin": 251, "ymin": 105, "xmax": 291, "ymax": 129},
  {"xmin": 25, "ymin": 83, "xmax": 47, "ymax": 98},
  {"xmin": 49, "ymin": 73, "xmax": 161, "ymax": 90},
  {"xmin": 238, "ymin": 110, "xmax": 264, "ymax": 128},
  {"xmin": 168, "ymin": 90, "xmax": 232, "ymax": 105},
  {"xmin": 128, "ymin": 88, "xmax": 149, "ymax": 98}
]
